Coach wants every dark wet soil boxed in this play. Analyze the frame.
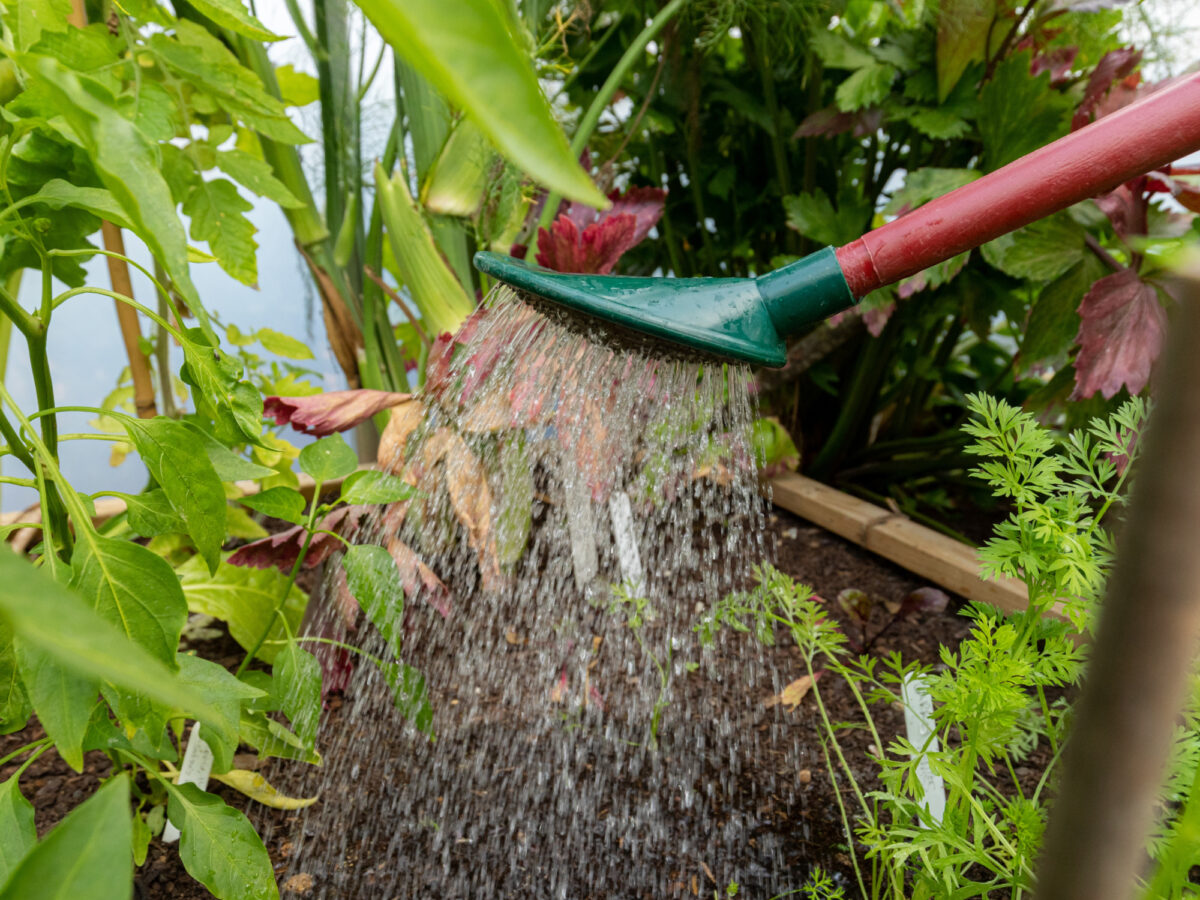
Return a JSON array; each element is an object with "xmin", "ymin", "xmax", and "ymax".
[{"xmin": 2, "ymin": 507, "xmax": 995, "ymax": 899}]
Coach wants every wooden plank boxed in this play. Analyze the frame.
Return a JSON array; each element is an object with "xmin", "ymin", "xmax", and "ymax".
[{"xmin": 770, "ymin": 472, "xmax": 1051, "ymax": 618}]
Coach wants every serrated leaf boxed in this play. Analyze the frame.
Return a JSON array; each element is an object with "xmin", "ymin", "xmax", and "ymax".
[
  {"xmin": 274, "ymin": 64, "xmax": 320, "ymax": 106},
  {"xmin": 342, "ymin": 544, "xmax": 404, "ymax": 655},
  {"xmin": 884, "ymin": 167, "xmax": 981, "ymax": 216},
  {"xmin": 299, "ymin": 433, "xmax": 358, "ymax": 482},
  {"xmin": 166, "ymin": 782, "xmax": 278, "ymax": 900},
  {"xmin": 979, "ymin": 52, "xmax": 1071, "ymax": 170},
  {"xmin": 1073, "ymin": 268, "xmax": 1167, "ymax": 400},
  {"xmin": 0, "ymin": 774, "xmax": 132, "ymax": 900},
  {"xmin": 907, "ymin": 108, "xmax": 970, "ymax": 140},
  {"xmin": 123, "ymin": 417, "xmax": 227, "ymax": 571},
  {"xmin": 255, "ymin": 327, "xmax": 313, "ymax": 359},
  {"xmin": 210, "ymin": 769, "xmax": 319, "ymax": 810},
  {"xmin": 178, "ymin": 557, "xmax": 307, "ymax": 665},
  {"xmin": 1021, "ymin": 257, "xmax": 1107, "ymax": 370},
  {"xmin": 784, "ymin": 189, "xmax": 869, "ymax": 247},
  {"xmin": 120, "ymin": 489, "xmax": 186, "ymax": 537},
  {"xmin": 187, "ymin": 0, "xmax": 281, "ymax": 41},
  {"xmin": 340, "ymin": 470, "xmax": 415, "ymax": 505},
  {"xmin": 0, "ymin": 774, "xmax": 36, "ymax": 884},
  {"xmin": 238, "ymin": 486, "xmax": 306, "ymax": 525},
  {"xmin": 184, "ymin": 178, "xmax": 258, "ymax": 287},
  {"xmin": 981, "ymin": 214, "xmax": 1086, "ymax": 283},
  {"xmin": 835, "ymin": 62, "xmax": 895, "ymax": 112},
  {"xmin": 274, "ymin": 642, "xmax": 321, "ymax": 745},
  {"xmin": 21, "ymin": 178, "xmax": 133, "ymax": 228},
  {"xmin": 69, "ymin": 535, "xmax": 189, "ymax": 667},
  {"xmin": 214, "ymin": 150, "xmax": 304, "ymax": 208},
  {"xmin": 355, "ymin": 0, "xmax": 603, "ymax": 207},
  {"xmin": 936, "ymin": 0, "xmax": 993, "ymax": 101},
  {"xmin": 808, "ymin": 29, "xmax": 875, "ymax": 70}
]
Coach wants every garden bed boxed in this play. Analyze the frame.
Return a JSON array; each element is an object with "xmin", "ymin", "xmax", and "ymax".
[{"xmin": 0, "ymin": 508, "xmax": 993, "ymax": 898}]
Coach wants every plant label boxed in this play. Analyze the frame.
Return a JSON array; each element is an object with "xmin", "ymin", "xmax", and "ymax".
[
  {"xmin": 608, "ymin": 491, "xmax": 646, "ymax": 597},
  {"xmin": 162, "ymin": 722, "xmax": 214, "ymax": 843},
  {"xmin": 901, "ymin": 674, "xmax": 945, "ymax": 827},
  {"xmin": 561, "ymin": 464, "xmax": 599, "ymax": 591}
]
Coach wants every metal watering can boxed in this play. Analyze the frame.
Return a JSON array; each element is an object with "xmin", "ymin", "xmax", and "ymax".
[{"xmin": 476, "ymin": 72, "xmax": 1200, "ymax": 367}]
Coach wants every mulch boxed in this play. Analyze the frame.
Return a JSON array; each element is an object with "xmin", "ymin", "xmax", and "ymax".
[{"xmin": 1, "ymin": 507, "xmax": 987, "ymax": 898}]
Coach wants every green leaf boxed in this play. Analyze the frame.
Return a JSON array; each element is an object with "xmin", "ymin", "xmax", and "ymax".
[
  {"xmin": 907, "ymin": 108, "xmax": 970, "ymax": 140},
  {"xmin": 835, "ymin": 62, "xmax": 895, "ymax": 112},
  {"xmin": 238, "ymin": 710, "xmax": 321, "ymax": 764},
  {"xmin": 0, "ymin": 774, "xmax": 132, "ymax": 900},
  {"xmin": 21, "ymin": 179, "xmax": 133, "ymax": 229},
  {"xmin": 226, "ymin": 504, "xmax": 270, "ymax": 540},
  {"xmin": 178, "ymin": 329, "xmax": 265, "ymax": 447},
  {"xmin": 0, "ymin": 775, "xmax": 36, "ymax": 884},
  {"xmin": 299, "ymin": 433, "xmax": 358, "ymax": 482},
  {"xmin": 119, "ymin": 489, "xmax": 186, "ymax": 538},
  {"xmin": 23, "ymin": 55, "xmax": 208, "ymax": 334},
  {"xmin": 178, "ymin": 557, "xmax": 307, "ymax": 665},
  {"xmin": 0, "ymin": 0, "xmax": 70, "ymax": 53},
  {"xmin": 274, "ymin": 642, "xmax": 321, "ymax": 745},
  {"xmin": 808, "ymin": 29, "xmax": 875, "ymax": 70},
  {"xmin": 15, "ymin": 644, "xmax": 95, "ymax": 772},
  {"xmin": 184, "ymin": 178, "xmax": 258, "ymax": 287},
  {"xmin": 176, "ymin": 655, "xmax": 262, "ymax": 774},
  {"xmin": 186, "ymin": 0, "xmax": 282, "ymax": 42},
  {"xmin": 884, "ymin": 168, "xmax": 981, "ymax": 216},
  {"xmin": 0, "ymin": 552, "xmax": 222, "ymax": 732},
  {"xmin": 255, "ymin": 328, "xmax": 313, "ymax": 360},
  {"xmin": 122, "ymin": 417, "xmax": 227, "ymax": 571},
  {"xmin": 936, "ymin": 0, "xmax": 993, "ymax": 101},
  {"xmin": 354, "ymin": 0, "xmax": 604, "ymax": 207},
  {"xmin": 1020, "ymin": 256, "xmax": 1107, "ymax": 370},
  {"xmin": 383, "ymin": 663, "xmax": 433, "ymax": 735},
  {"xmin": 342, "ymin": 544, "xmax": 404, "ymax": 655},
  {"xmin": 783, "ymin": 189, "xmax": 869, "ymax": 247},
  {"xmin": 979, "ymin": 53, "xmax": 1071, "ymax": 170},
  {"xmin": 214, "ymin": 150, "xmax": 304, "ymax": 209},
  {"xmin": 421, "ymin": 117, "xmax": 493, "ymax": 217},
  {"xmin": 69, "ymin": 535, "xmax": 188, "ymax": 667},
  {"xmin": 981, "ymin": 214, "xmax": 1086, "ymax": 282},
  {"xmin": 274, "ymin": 64, "xmax": 320, "ymax": 106},
  {"xmin": 166, "ymin": 782, "xmax": 278, "ymax": 900},
  {"xmin": 185, "ymin": 424, "xmax": 276, "ymax": 481},
  {"xmin": 340, "ymin": 470, "xmax": 415, "ymax": 505},
  {"xmin": 0, "ymin": 622, "xmax": 30, "ymax": 736},
  {"xmin": 238, "ymin": 486, "xmax": 306, "ymax": 525}
]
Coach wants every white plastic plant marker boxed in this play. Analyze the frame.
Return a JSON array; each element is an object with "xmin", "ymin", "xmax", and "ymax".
[
  {"xmin": 162, "ymin": 722, "xmax": 213, "ymax": 843},
  {"xmin": 562, "ymin": 466, "xmax": 599, "ymax": 591},
  {"xmin": 608, "ymin": 490, "xmax": 646, "ymax": 596},
  {"xmin": 900, "ymin": 673, "xmax": 945, "ymax": 826}
]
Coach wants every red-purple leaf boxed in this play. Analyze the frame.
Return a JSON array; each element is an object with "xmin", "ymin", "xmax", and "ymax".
[
  {"xmin": 533, "ymin": 185, "xmax": 666, "ymax": 274},
  {"xmin": 1072, "ymin": 269, "xmax": 1167, "ymax": 400},
  {"xmin": 228, "ymin": 505, "xmax": 371, "ymax": 572},
  {"xmin": 1072, "ymin": 47, "xmax": 1141, "ymax": 130},
  {"xmin": 1030, "ymin": 46, "xmax": 1077, "ymax": 85},
  {"xmin": 898, "ymin": 586, "xmax": 950, "ymax": 617},
  {"xmin": 794, "ymin": 105, "xmax": 882, "ymax": 139},
  {"xmin": 387, "ymin": 536, "xmax": 451, "ymax": 618},
  {"xmin": 265, "ymin": 390, "xmax": 412, "ymax": 436},
  {"xmin": 836, "ymin": 588, "xmax": 874, "ymax": 626},
  {"xmin": 1093, "ymin": 181, "xmax": 1147, "ymax": 241}
]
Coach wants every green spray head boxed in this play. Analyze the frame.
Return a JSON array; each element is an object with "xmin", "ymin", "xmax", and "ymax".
[{"xmin": 473, "ymin": 247, "xmax": 856, "ymax": 368}]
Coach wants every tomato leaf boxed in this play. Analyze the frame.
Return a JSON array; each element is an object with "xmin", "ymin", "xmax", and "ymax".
[{"xmin": 185, "ymin": 0, "xmax": 281, "ymax": 42}]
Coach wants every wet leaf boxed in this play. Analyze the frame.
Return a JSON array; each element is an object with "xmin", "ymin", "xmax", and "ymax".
[
  {"xmin": 166, "ymin": 782, "xmax": 278, "ymax": 900},
  {"xmin": 377, "ymin": 399, "xmax": 427, "ymax": 473},
  {"xmin": 274, "ymin": 642, "xmax": 322, "ymax": 746},
  {"xmin": 210, "ymin": 769, "xmax": 319, "ymax": 810},
  {"xmin": 340, "ymin": 470, "xmax": 415, "ymax": 506},
  {"xmin": 387, "ymin": 537, "xmax": 451, "ymax": 618},
  {"xmin": 342, "ymin": 545, "xmax": 405, "ymax": 656},
  {"xmin": 383, "ymin": 663, "xmax": 433, "ymax": 735},
  {"xmin": 1072, "ymin": 268, "xmax": 1167, "ymax": 399},
  {"xmin": 266, "ymin": 390, "xmax": 412, "ymax": 437}
]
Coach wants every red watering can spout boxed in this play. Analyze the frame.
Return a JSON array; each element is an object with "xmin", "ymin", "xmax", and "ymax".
[{"xmin": 836, "ymin": 71, "xmax": 1200, "ymax": 298}]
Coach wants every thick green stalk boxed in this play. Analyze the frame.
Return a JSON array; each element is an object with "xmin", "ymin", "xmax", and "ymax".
[{"xmin": 536, "ymin": 0, "xmax": 688, "ymax": 233}]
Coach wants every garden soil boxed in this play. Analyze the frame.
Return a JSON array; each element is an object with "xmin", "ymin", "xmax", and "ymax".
[{"xmin": 1, "ymin": 508, "xmax": 995, "ymax": 899}]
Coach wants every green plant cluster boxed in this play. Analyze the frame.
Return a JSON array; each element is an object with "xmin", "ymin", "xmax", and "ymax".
[{"xmin": 700, "ymin": 394, "xmax": 1200, "ymax": 898}]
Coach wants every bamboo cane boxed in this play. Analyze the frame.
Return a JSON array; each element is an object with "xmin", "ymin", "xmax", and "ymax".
[{"xmin": 101, "ymin": 223, "xmax": 157, "ymax": 418}]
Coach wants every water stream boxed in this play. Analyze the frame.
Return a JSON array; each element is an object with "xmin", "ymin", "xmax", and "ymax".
[{"xmin": 263, "ymin": 288, "xmax": 812, "ymax": 897}]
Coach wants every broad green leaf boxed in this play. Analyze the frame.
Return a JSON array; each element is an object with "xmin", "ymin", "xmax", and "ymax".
[
  {"xmin": 421, "ymin": 117, "xmax": 493, "ymax": 216},
  {"xmin": 274, "ymin": 642, "xmax": 321, "ymax": 745},
  {"xmin": 237, "ymin": 486, "xmax": 306, "ymax": 525},
  {"xmin": 178, "ymin": 557, "xmax": 307, "ymax": 665},
  {"xmin": 178, "ymin": 329, "xmax": 265, "ymax": 446},
  {"xmin": 0, "ymin": 775, "xmax": 36, "ymax": 884},
  {"xmin": 981, "ymin": 214, "xmax": 1086, "ymax": 283},
  {"xmin": 177, "ymin": 655, "xmax": 262, "ymax": 774},
  {"xmin": 119, "ymin": 489, "xmax": 186, "ymax": 537},
  {"xmin": 239, "ymin": 710, "xmax": 321, "ymax": 764},
  {"xmin": 0, "ymin": 621, "xmax": 30, "ymax": 736},
  {"xmin": 21, "ymin": 179, "xmax": 133, "ymax": 229},
  {"xmin": 377, "ymin": 162, "xmax": 475, "ymax": 336},
  {"xmin": 166, "ymin": 782, "xmax": 278, "ymax": 900},
  {"xmin": 210, "ymin": 769, "xmax": 318, "ymax": 810},
  {"xmin": 299, "ymin": 433, "xmax": 358, "ymax": 482},
  {"xmin": 354, "ymin": 0, "xmax": 604, "ymax": 207},
  {"xmin": 1020, "ymin": 256, "xmax": 1108, "ymax": 370},
  {"xmin": 214, "ymin": 150, "xmax": 304, "ymax": 209},
  {"xmin": 907, "ymin": 108, "xmax": 970, "ymax": 140},
  {"xmin": 225, "ymin": 504, "xmax": 269, "ymax": 540},
  {"xmin": 808, "ymin": 29, "xmax": 875, "ymax": 70},
  {"xmin": 342, "ymin": 545, "xmax": 404, "ymax": 656},
  {"xmin": 979, "ymin": 53, "xmax": 1071, "ymax": 170},
  {"xmin": 185, "ymin": 424, "xmax": 276, "ymax": 481},
  {"xmin": 69, "ymin": 534, "xmax": 188, "ymax": 666},
  {"xmin": 24, "ymin": 55, "xmax": 207, "ymax": 334},
  {"xmin": 884, "ymin": 168, "xmax": 981, "ymax": 216},
  {"xmin": 98, "ymin": 684, "xmax": 177, "ymax": 761},
  {"xmin": 15, "ymin": 644, "xmax": 95, "ymax": 772},
  {"xmin": 340, "ymin": 470, "xmax": 415, "ymax": 505},
  {"xmin": 255, "ymin": 328, "xmax": 313, "ymax": 359},
  {"xmin": 783, "ymin": 189, "xmax": 870, "ymax": 247},
  {"xmin": 0, "ymin": 552, "xmax": 221, "ymax": 731},
  {"xmin": 274, "ymin": 64, "xmax": 320, "ymax": 106},
  {"xmin": 835, "ymin": 62, "xmax": 896, "ymax": 112},
  {"xmin": 184, "ymin": 178, "xmax": 258, "ymax": 287},
  {"xmin": 187, "ymin": 0, "xmax": 282, "ymax": 42},
  {"xmin": 383, "ymin": 663, "xmax": 433, "ymax": 735},
  {"xmin": 936, "ymin": 0, "xmax": 993, "ymax": 101},
  {"xmin": 0, "ymin": 0, "xmax": 71, "ymax": 53},
  {"xmin": 0, "ymin": 774, "xmax": 132, "ymax": 900}
]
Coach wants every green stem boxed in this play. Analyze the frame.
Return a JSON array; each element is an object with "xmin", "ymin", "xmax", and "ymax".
[
  {"xmin": 52, "ymin": 287, "xmax": 182, "ymax": 339},
  {"xmin": 0, "ymin": 736, "xmax": 51, "ymax": 770},
  {"xmin": 536, "ymin": 0, "xmax": 687, "ymax": 233}
]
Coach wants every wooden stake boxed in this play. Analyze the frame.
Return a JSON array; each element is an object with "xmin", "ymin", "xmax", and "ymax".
[{"xmin": 101, "ymin": 222, "xmax": 157, "ymax": 418}]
